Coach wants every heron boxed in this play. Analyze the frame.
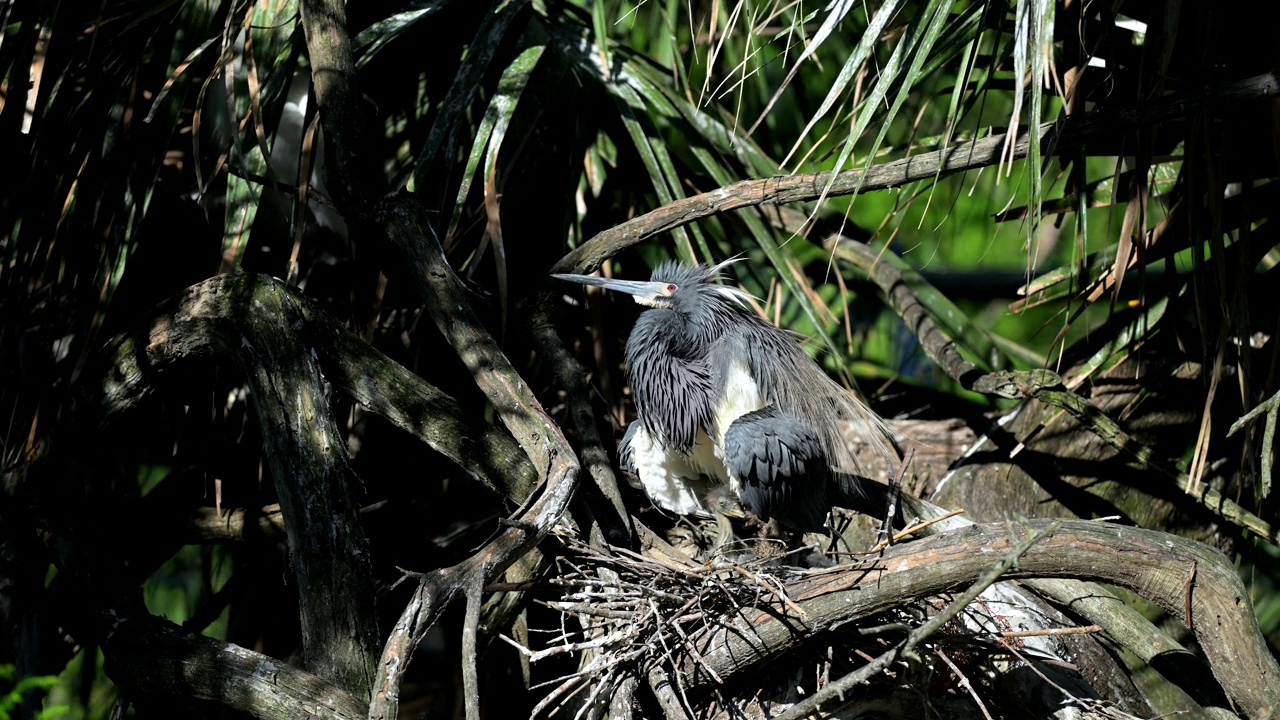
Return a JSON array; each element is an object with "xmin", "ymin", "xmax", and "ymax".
[{"xmin": 554, "ymin": 259, "xmax": 896, "ymax": 532}]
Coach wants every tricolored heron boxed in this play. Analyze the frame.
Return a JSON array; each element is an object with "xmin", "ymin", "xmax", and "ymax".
[{"xmin": 555, "ymin": 259, "xmax": 896, "ymax": 531}]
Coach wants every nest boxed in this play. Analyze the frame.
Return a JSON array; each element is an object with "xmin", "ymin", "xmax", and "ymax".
[
  {"xmin": 494, "ymin": 515, "xmax": 1157, "ymax": 717},
  {"xmin": 500, "ymin": 526, "xmax": 1059, "ymax": 720}
]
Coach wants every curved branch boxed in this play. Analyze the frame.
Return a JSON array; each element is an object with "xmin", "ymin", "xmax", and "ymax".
[
  {"xmin": 103, "ymin": 609, "xmax": 366, "ymax": 720},
  {"xmin": 774, "ymin": 521, "xmax": 1058, "ymax": 720},
  {"xmin": 840, "ymin": 482, "xmax": 1239, "ymax": 720},
  {"xmin": 680, "ymin": 520, "xmax": 1279, "ymax": 719}
]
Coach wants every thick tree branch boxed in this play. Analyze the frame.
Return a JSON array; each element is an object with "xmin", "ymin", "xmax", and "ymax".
[
  {"xmin": 214, "ymin": 275, "xmax": 379, "ymax": 697},
  {"xmin": 843, "ymin": 483, "xmax": 1241, "ymax": 720},
  {"xmin": 829, "ymin": 219, "xmax": 1279, "ymax": 547},
  {"xmin": 678, "ymin": 519, "xmax": 1278, "ymax": 719},
  {"xmin": 773, "ymin": 521, "xmax": 1058, "ymax": 720},
  {"xmin": 101, "ymin": 605, "xmax": 365, "ymax": 720},
  {"xmin": 299, "ymin": 0, "xmax": 380, "ymax": 214}
]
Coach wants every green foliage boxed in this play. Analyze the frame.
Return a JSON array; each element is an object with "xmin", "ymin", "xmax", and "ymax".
[
  {"xmin": 0, "ymin": 666, "xmax": 66, "ymax": 720},
  {"xmin": 144, "ymin": 545, "xmax": 234, "ymax": 637}
]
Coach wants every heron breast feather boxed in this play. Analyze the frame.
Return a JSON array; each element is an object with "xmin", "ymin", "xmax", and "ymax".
[{"xmin": 713, "ymin": 359, "xmax": 765, "ymax": 448}]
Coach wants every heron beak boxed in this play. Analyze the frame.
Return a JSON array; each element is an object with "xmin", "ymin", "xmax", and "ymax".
[{"xmin": 552, "ymin": 273, "xmax": 668, "ymax": 306}]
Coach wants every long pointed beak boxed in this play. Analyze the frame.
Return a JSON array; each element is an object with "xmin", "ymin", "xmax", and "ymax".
[{"xmin": 552, "ymin": 273, "xmax": 663, "ymax": 301}]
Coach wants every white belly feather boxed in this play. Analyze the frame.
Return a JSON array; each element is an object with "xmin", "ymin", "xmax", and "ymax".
[{"xmin": 624, "ymin": 358, "xmax": 765, "ymax": 514}]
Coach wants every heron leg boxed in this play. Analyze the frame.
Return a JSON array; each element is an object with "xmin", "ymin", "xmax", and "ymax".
[{"xmin": 722, "ymin": 406, "xmax": 832, "ymax": 532}]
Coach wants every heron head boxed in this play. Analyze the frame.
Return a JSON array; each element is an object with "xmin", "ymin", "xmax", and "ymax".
[
  {"xmin": 552, "ymin": 258, "xmax": 753, "ymax": 310},
  {"xmin": 550, "ymin": 273, "xmax": 679, "ymax": 308}
]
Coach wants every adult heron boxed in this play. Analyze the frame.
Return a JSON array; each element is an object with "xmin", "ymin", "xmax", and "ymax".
[{"xmin": 555, "ymin": 259, "xmax": 896, "ymax": 531}]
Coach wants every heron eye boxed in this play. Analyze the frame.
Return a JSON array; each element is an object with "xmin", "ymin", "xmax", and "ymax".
[{"xmin": 665, "ymin": 284, "xmax": 677, "ymax": 293}]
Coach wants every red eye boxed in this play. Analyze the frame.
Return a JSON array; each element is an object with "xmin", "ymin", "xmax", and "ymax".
[{"xmin": 666, "ymin": 284, "xmax": 677, "ymax": 292}]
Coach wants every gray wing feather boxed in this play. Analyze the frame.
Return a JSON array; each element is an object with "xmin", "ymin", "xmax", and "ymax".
[
  {"xmin": 619, "ymin": 420, "xmax": 641, "ymax": 473},
  {"xmin": 723, "ymin": 406, "xmax": 830, "ymax": 531}
]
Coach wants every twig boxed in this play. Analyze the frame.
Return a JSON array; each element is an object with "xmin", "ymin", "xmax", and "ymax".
[
  {"xmin": 1000, "ymin": 625, "xmax": 1102, "ymax": 638},
  {"xmin": 570, "ymin": 668, "xmax": 616, "ymax": 720},
  {"xmin": 500, "ymin": 627, "xmax": 640, "ymax": 663},
  {"xmin": 663, "ymin": 611, "xmax": 725, "ymax": 686},
  {"xmin": 880, "ymin": 449, "xmax": 914, "ymax": 548},
  {"xmin": 733, "ymin": 566, "xmax": 810, "ymax": 621},
  {"xmin": 828, "ymin": 508, "xmax": 967, "ymax": 556},
  {"xmin": 540, "ymin": 601, "xmax": 637, "ymax": 620},
  {"xmin": 893, "ymin": 510, "xmax": 967, "ymax": 541},
  {"xmin": 531, "ymin": 675, "xmax": 590, "ymax": 718},
  {"xmin": 1228, "ymin": 389, "xmax": 1279, "ymax": 498},
  {"xmin": 1185, "ymin": 560, "xmax": 1198, "ymax": 633},
  {"xmin": 935, "ymin": 649, "xmax": 995, "ymax": 720}
]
